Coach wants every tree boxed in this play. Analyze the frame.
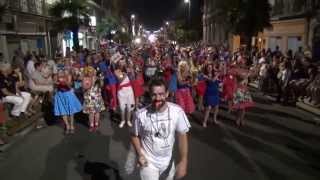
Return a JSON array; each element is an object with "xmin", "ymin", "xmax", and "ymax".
[
  {"xmin": 167, "ymin": 20, "xmax": 200, "ymax": 44},
  {"xmin": 96, "ymin": 16, "xmax": 119, "ymax": 39},
  {"xmin": 49, "ymin": 0, "xmax": 90, "ymax": 51},
  {"xmin": 219, "ymin": 0, "xmax": 272, "ymax": 49}
]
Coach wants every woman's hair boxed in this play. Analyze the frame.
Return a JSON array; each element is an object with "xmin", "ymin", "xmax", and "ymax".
[{"xmin": 203, "ymin": 63, "xmax": 214, "ymax": 76}]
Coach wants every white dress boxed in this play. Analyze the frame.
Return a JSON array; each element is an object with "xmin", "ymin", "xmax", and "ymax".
[{"xmin": 117, "ymin": 76, "xmax": 135, "ymax": 111}]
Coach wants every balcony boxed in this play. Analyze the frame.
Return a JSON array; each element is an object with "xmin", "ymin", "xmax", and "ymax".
[{"xmin": 8, "ymin": 0, "xmax": 45, "ymax": 16}]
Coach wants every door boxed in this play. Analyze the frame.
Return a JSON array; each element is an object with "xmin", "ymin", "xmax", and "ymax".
[{"xmin": 313, "ymin": 26, "xmax": 320, "ymax": 61}]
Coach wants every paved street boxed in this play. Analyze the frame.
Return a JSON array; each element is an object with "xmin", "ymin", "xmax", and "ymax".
[{"xmin": 0, "ymin": 89, "xmax": 320, "ymax": 180}]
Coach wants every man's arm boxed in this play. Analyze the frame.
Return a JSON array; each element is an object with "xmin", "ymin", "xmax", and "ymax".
[
  {"xmin": 131, "ymin": 135, "xmax": 143, "ymax": 157},
  {"xmin": 176, "ymin": 132, "xmax": 188, "ymax": 179},
  {"xmin": 131, "ymin": 134, "xmax": 148, "ymax": 167},
  {"xmin": 1, "ymin": 88, "xmax": 16, "ymax": 97}
]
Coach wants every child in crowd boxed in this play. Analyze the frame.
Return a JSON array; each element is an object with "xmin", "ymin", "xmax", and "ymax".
[
  {"xmin": 82, "ymin": 66, "xmax": 105, "ymax": 132},
  {"xmin": 232, "ymin": 76, "xmax": 254, "ymax": 126}
]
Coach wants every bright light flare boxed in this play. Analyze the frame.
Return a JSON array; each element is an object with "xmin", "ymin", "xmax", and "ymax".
[
  {"xmin": 148, "ymin": 34, "xmax": 157, "ymax": 43},
  {"xmin": 134, "ymin": 38, "xmax": 142, "ymax": 44}
]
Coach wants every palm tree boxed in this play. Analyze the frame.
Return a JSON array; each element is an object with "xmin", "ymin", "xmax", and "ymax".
[
  {"xmin": 49, "ymin": 0, "xmax": 90, "ymax": 51},
  {"xmin": 96, "ymin": 16, "xmax": 119, "ymax": 39}
]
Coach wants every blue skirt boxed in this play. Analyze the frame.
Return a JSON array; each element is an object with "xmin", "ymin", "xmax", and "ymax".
[
  {"xmin": 54, "ymin": 90, "xmax": 82, "ymax": 116},
  {"xmin": 204, "ymin": 95, "xmax": 219, "ymax": 107},
  {"xmin": 168, "ymin": 73, "xmax": 177, "ymax": 93}
]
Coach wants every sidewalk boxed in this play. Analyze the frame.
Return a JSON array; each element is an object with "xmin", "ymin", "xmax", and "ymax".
[
  {"xmin": 248, "ymin": 81, "xmax": 320, "ymax": 122},
  {"xmin": 0, "ymin": 112, "xmax": 44, "ymax": 152}
]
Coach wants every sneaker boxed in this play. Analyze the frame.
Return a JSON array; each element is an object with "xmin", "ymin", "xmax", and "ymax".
[
  {"xmin": 119, "ymin": 121, "xmax": 126, "ymax": 128},
  {"xmin": 127, "ymin": 121, "xmax": 132, "ymax": 127}
]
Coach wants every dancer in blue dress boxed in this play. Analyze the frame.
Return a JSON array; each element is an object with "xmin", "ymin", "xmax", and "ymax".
[
  {"xmin": 203, "ymin": 63, "xmax": 221, "ymax": 127},
  {"xmin": 54, "ymin": 64, "xmax": 82, "ymax": 134}
]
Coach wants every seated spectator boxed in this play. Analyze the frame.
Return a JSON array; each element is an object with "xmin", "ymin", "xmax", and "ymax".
[
  {"xmin": 0, "ymin": 63, "xmax": 32, "ymax": 118},
  {"xmin": 28, "ymin": 62, "xmax": 54, "ymax": 93},
  {"xmin": 12, "ymin": 64, "xmax": 37, "ymax": 114},
  {"xmin": 305, "ymin": 72, "xmax": 320, "ymax": 107}
]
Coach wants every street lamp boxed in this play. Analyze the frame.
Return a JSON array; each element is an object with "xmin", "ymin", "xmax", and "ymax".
[
  {"xmin": 131, "ymin": 14, "xmax": 136, "ymax": 37},
  {"xmin": 184, "ymin": 0, "xmax": 191, "ymax": 26},
  {"xmin": 166, "ymin": 21, "xmax": 170, "ymax": 26}
]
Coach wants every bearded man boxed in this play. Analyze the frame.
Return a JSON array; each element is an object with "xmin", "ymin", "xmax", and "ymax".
[{"xmin": 131, "ymin": 79, "xmax": 191, "ymax": 180}]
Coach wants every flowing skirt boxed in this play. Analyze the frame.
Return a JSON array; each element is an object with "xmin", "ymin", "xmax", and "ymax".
[
  {"xmin": 132, "ymin": 75, "xmax": 145, "ymax": 98},
  {"xmin": 175, "ymin": 88, "xmax": 195, "ymax": 113},
  {"xmin": 54, "ymin": 90, "xmax": 82, "ymax": 116}
]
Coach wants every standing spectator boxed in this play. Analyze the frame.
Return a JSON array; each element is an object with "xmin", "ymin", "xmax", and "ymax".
[
  {"xmin": 131, "ymin": 79, "xmax": 190, "ymax": 180},
  {"xmin": 277, "ymin": 61, "xmax": 292, "ymax": 104},
  {"xmin": 294, "ymin": 46, "xmax": 304, "ymax": 60}
]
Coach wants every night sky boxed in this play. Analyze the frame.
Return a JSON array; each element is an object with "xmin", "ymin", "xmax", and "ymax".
[{"xmin": 127, "ymin": 0, "xmax": 203, "ymax": 31}]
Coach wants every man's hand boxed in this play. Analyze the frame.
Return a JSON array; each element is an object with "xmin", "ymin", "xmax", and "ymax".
[
  {"xmin": 175, "ymin": 160, "xmax": 187, "ymax": 179},
  {"xmin": 137, "ymin": 154, "xmax": 148, "ymax": 168}
]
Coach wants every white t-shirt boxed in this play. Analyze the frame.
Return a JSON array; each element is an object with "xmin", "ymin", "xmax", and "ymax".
[
  {"xmin": 132, "ymin": 102, "xmax": 191, "ymax": 170},
  {"xmin": 26, "ymin": 60, "xmax": 35, "ymax": 78}
]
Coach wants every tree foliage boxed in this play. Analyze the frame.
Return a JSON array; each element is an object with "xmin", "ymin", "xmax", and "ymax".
[
  {"xmin": 217, "ymin": 0, "xmax": 272, "ymax": 47},
  {"xmin": 96, "ymin": 16, "xmax": 119, "ymax": 38},
  {"xmin": 168, "ymin": 20, "xmax": 200, "ymax": 44},
  {"xmin": 49, "ymin": 0, "xmax": 90, "ymax": 51}
]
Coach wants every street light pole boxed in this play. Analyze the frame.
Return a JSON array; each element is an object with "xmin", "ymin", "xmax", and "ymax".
[
  {"xmin": 184, "ymin": 0, "xmax": 191, "ymax": 27},
  {"xmin": 131, "ymin": 14, "xmax": 136, "ymax": 37}
]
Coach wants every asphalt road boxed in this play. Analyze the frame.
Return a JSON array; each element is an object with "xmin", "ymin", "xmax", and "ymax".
[{"xmin": 0, "ymin": 90, "xmax": 319, "ymax": 180}]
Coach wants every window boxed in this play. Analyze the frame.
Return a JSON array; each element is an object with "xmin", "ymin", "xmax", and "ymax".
[
  {"xmin": 35, "ymin": 0, "xmax": 43, "ymax": 15},
  {"xmin": 268, "ymin": 37, "xmax": 282, "ymax": 51},
  {"xmin": 287, "ymin": 36, "xmax": 302, "ymax": 53}
]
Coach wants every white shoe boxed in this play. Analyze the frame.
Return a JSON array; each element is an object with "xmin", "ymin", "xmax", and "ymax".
[
  {"xmin": 127, "ymin": 121, "xmax": 132, "ymax": 127},
  {"xmin": 119, "ymin": 121, "xmax": 125, "ymax": 128}
]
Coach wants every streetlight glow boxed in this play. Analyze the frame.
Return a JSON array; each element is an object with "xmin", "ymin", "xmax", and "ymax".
[
  {"xmin": 184, "ymin": 0, "xmax": 190, "ymax": 3},
  {"xmin": 166, "ymin": 21, "xmax": 169, "ymax": 26},
  {"xmin": 134, "ymin": 38, "xmax": 141, "ymax": 44},
  {"xmin": 131, "ymin": 14, "xmax": 135, "ymax": 19}
]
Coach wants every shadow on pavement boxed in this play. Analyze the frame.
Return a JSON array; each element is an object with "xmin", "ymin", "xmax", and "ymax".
[{"xmin": 40, "ymin": 121, "xmax": 121, "ymax": 180}]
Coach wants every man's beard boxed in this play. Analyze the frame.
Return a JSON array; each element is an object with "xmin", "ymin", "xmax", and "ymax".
[{"xmin": 152, "ymin": 100, "xmax": 166, "ymax": 111}]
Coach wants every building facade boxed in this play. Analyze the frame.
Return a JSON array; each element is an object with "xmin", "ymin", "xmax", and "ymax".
[
  {"xmin": 0, "ymin": 0, "xmax": 57, "ymax": 62},
  {"xmin": 253, "ymin": 0, "xmax": 320, "ymax": 60},
  {"xmin": 202, "ymin": 0, "xmax": 320, "ymax": 59},
  {"xmin": 202, "ymin": 0, "xmax": 230, "ymax": 46},
  {"xmin": 257, "ymin": 0, "xmax": 320, "ymax": 57}
]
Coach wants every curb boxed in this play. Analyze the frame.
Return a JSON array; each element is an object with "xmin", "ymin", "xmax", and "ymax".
[
  {"xmin": 0, "ymin": 119, "xmax": 40, "ymax": 152},
  {"xmin": 296, "ymin": 102, "xmax": 320, "ymax": 123}
]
